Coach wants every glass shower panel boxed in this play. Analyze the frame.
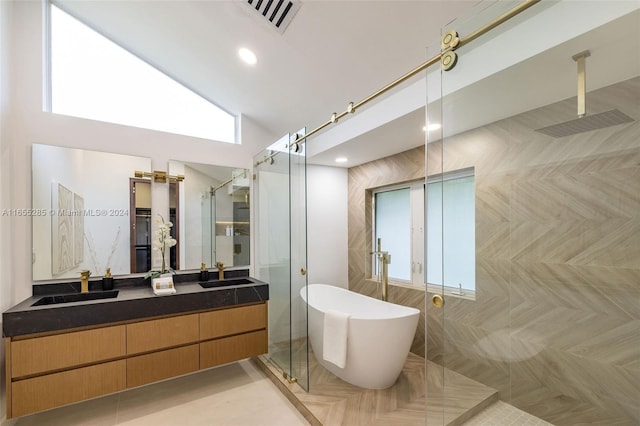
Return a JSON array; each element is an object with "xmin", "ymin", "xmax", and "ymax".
[
  {"xmin": 289, "ymin": 130, "xmax": 309, "ymax": 392},
  {"xmin": 254, "ymin": 135, "xmax": 292, "ymax": 378},
  {"xmin": 424, "ymin": 31, "xmax": 445, "ymax": 426},
  {"xmin": 253, "ymin": 131, "xmax": 309, "ymax": 391},
  {"xmin": 432, "ymin": 1, "xmax": 639, "ymax": 425}
]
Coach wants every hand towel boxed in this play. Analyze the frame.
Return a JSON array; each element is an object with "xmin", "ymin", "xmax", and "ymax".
[{"xmin": 323, "ymin": 309, "xmax": 350, "ymax": 368}]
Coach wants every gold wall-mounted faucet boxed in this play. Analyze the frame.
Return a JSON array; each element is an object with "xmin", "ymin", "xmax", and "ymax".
[{"xmin": 80, "ymin": 270, "xmax": 91, "ymax": 293}]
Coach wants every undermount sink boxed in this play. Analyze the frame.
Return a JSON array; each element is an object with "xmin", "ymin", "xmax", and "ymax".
[
  {"xmin": 31, "ymin": 290, "xmax": 119, "ymax": 306},
  {"xmin": 199, "ymin": 278, "xmax": 253, "ymax": 289}
]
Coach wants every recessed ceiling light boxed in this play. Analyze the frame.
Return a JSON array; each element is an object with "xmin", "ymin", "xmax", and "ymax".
[
  {"xmin": 238, "ymin": 47, "xmax": 257, "ymax": 65},
  {"xmin": 423, "ymin": 123, "xmax": 441, "ymax": 131},
  {"xmin": 335, "ymin": 157, "xmax": 348, "ymax": 163}
]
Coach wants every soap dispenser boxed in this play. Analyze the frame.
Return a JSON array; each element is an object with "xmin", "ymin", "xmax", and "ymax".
[
  {"xmin": 199, "ymin": 263, "xmax": 210, "ymax": 282},
  {"xmin": 102, "ymin": 268, "xmax": 114, "ymax": 291}
]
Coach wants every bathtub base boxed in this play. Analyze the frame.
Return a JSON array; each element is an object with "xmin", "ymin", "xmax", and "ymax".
[{"xmin": 303, "ymin": 284, "xmax": 420, "ymax": 390}]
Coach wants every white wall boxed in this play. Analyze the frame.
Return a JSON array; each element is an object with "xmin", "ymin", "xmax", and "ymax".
[
  {"xmin": 1, "ymin": 1, "xmax": 278, "ymax": 306},
  {"xmin": 306, "ymin": 165, "xmax": 348, "ymax": 288}
]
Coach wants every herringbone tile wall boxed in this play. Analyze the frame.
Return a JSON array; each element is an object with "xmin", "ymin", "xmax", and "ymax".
[
  {"xmin": 348, "ymin": 145, "xmax": 427, "ymax": 357},
  {"xmin": 348, "ymin": 77, "xmax": 640, "ymax": 425}
]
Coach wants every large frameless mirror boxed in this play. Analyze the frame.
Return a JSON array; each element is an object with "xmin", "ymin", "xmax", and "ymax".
[
  {"xmin": 31, "ymin": 144, "xmax": 152, "ymax": 281},
  {"xmin": 168, "ymin": 160, "xmax": 250, "ymax": 271}
]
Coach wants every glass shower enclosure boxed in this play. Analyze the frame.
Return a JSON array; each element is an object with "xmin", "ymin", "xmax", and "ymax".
[
  {"xmin": 426, "ymin": 1, "xmax": 639, "ymax": 424},
  {"xmin": 253, "ymin": 131, "xmax": 310, "ymax": 391}
]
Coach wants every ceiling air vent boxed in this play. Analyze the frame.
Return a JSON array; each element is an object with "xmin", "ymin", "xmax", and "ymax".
[{"xmin": 245, "ymin": 0, "xmax": 301, "ymax": 34}]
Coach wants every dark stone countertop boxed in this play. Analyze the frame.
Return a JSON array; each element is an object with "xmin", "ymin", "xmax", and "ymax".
[{"xmin": 2, "ymin": 270, "xmax": 268, "ymax": 338}]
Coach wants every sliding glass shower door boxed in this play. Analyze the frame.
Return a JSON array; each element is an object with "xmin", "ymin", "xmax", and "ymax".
[
  {"xmin": 253, "ymin": 131, "xmax": 309, "ymax": 391},
  {"xmin": 427, "ymin": 1, "xmax": 639, "ymax": 424}
]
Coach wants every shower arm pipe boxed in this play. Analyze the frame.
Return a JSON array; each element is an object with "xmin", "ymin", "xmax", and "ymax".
[{"xmin": 289, "ymin": 0, "xmax": 541, "ymax": 149}]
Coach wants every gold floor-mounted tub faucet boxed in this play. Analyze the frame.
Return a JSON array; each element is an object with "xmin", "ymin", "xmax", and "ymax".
[{"xmin": 371, "ymin": 238, "xmax": 391, "ymax": 301}]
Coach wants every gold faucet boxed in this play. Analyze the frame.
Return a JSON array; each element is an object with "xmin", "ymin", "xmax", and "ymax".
[
  {"xmin": 80, "ymin": 270, "xmax": 91, "ymax": 293},
  {"xmin": 370, "ymin": 238, "xmax": 391, "ymax": 301},
  {"xmin": 215, "ymin": 262, "xmax": 225, "ymax": 280}
]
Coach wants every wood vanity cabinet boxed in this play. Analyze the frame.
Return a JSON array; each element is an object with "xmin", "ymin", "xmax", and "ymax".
[
  {"xmin": 200, "ymin": 303, "xmax": 268, "ymax": 369},
  {"xmin": 125, "ymin": 314, "xmax": 200, "ymax": 388},
  {"xmin": 8, "ymin": 326, "xmax": 127, "ymax": 418},
  {"xmin": 5, "ymin": 302, "xmax": 268, "ymax": 419}
]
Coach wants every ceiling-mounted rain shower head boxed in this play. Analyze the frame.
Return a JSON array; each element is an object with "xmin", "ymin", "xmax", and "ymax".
[
  {"xmin": 535, "ymin": 50, "xmax": 635, "ymax": 138},
  {"xmin": 535, "ymin": 109, "xmax": 634, "ymax": 138}
]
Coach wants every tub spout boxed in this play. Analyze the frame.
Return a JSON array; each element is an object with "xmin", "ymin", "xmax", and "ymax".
[{"xmin": 371, "ymin": 238, "xmax": 391, "ymax": 301}]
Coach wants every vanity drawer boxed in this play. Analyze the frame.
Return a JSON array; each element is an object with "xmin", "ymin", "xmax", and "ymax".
[
  {"xmin": 11, "ymin": 360, "xmax": 126, "ymax": 418},
  {"xmin": 126, "ymin": 313, "xmax": 199, "ymax": 354},
  {"xmin": 11, "ymin": 325, "xmax": 126, "ymax": 378},
  {"xmin": 200, "ymin": 330, "xmax": 267, "ymax": 369},
  {"xmin": 200, "ymin": 303, "xmax": 267, "ymax": 340},
  {"xmin": 126, "ymin": 344, "xmax": 199, "ymax": 388}
]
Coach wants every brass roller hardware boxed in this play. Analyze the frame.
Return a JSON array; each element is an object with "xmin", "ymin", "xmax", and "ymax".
[
  {"xmin": 440, "ymin": 30, "xmax": 460, "ymax": 71},
  {"xmin": 441, "ymin": 29, "xmax": 460, "ymax": 50},
  {"xmin": 300, "ymin": 268, "xmax": 307, "ymax": 276},
  {"xmin": 441, "ymin": 51, "xmax": 458, "ymax": 71},
  {"xmin": 432, "ymin": 294, "xmax": 444, "ymax": 308}
]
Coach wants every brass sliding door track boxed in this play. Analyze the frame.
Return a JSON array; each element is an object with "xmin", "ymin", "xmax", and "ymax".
[{"xmin": 286, "ymin": 0, "xmax": 541, "ymax": 150}]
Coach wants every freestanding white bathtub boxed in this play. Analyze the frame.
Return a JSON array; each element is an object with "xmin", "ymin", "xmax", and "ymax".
[{"xmin": 301, "ymin": 284, "xmax": 420, "ymax": 389}]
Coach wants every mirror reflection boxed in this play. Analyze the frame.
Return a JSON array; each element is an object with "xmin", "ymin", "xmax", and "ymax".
[
  {"xmin": 168, "ymin": 161, "xmax": 250, "ymax": 271},
  {"xmin": 32, "ymin": 144, "xmax": 152, "ymax": 281}
]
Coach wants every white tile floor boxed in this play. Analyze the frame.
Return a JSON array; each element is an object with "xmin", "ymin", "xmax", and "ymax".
[{"xmin": 4, "ymin": 360, "xmax": 310, "ymax": 426}]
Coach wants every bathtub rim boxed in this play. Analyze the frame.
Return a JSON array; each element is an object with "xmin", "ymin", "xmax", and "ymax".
[{"xmin": 301, "ymin": 283, "xmax": 420, "ymax": 320}]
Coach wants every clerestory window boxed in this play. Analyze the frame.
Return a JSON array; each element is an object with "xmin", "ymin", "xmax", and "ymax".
[{"xmin": 46, "ymin": 2, "xmax": 237, "ymax": 143}]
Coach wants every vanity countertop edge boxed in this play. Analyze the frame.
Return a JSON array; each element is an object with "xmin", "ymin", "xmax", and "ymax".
[{"xmin": 2, "ymin": 275, "xmax": 269, "ymax": 338}]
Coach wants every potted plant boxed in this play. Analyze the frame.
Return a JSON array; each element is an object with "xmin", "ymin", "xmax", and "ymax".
[{"xmin": 145, "ymin": 215, "xmax": 177, "ymax": 295}]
